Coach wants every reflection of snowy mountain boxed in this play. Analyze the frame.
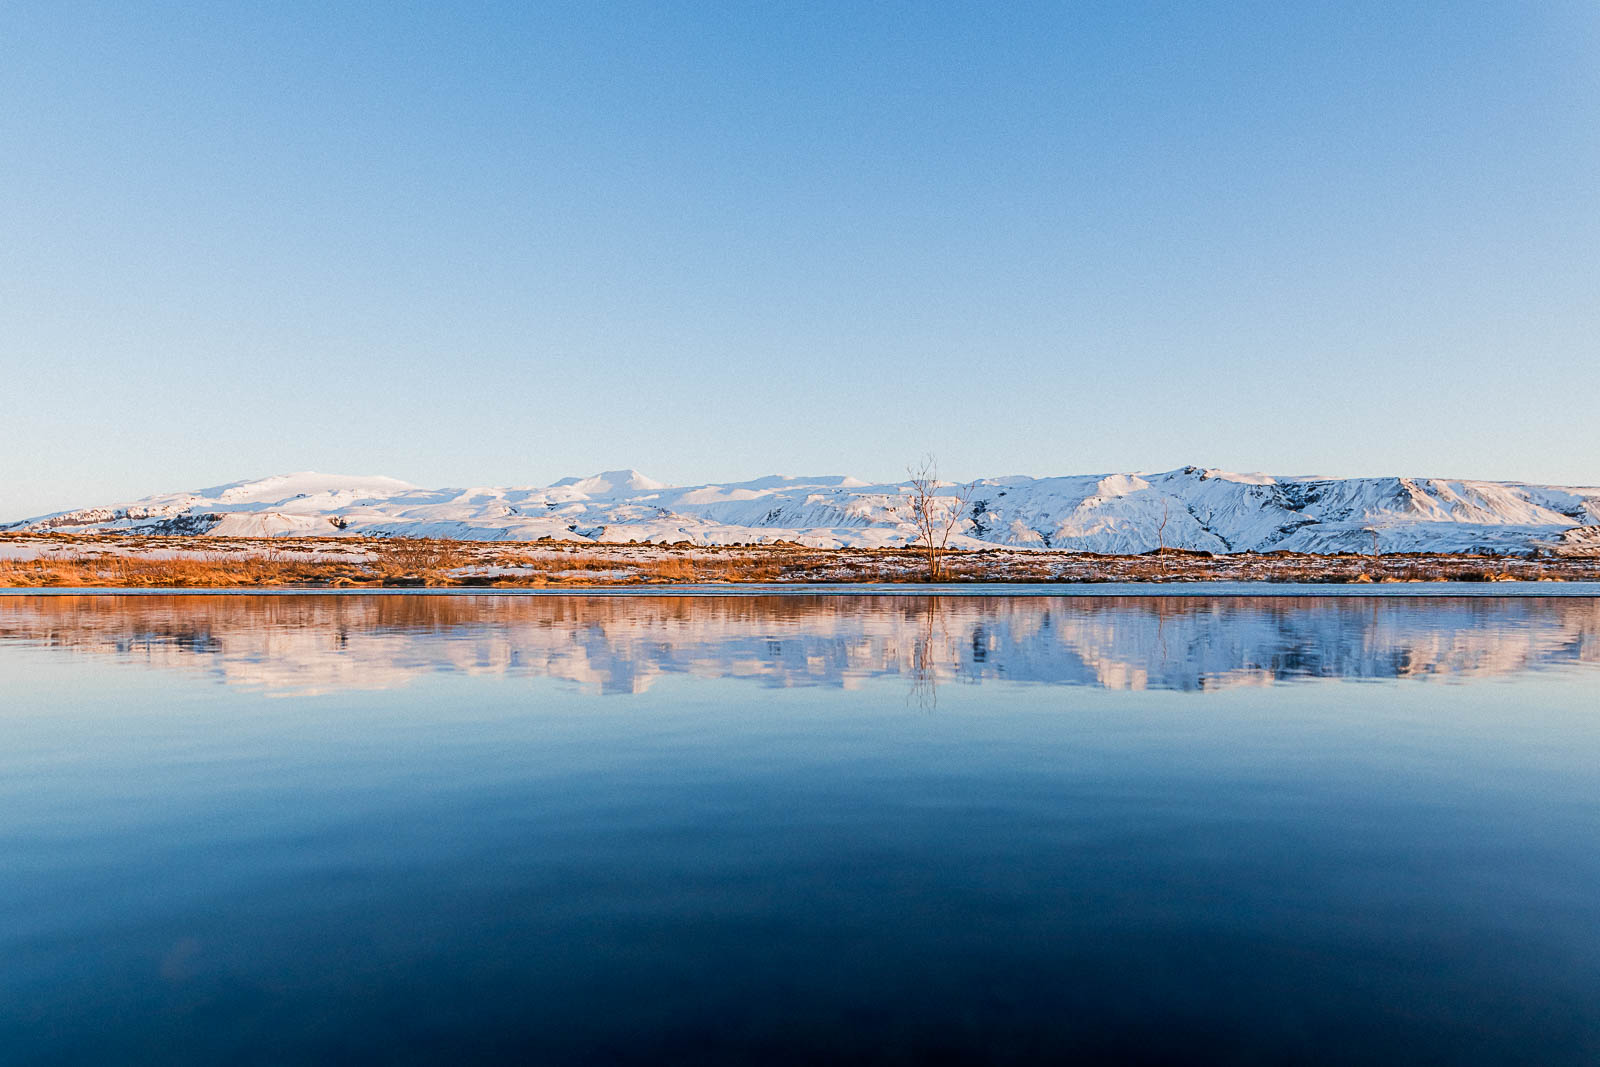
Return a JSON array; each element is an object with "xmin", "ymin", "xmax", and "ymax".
[
  {"xmin": 3, "ymin": 594, "xmax": 1596, "ymax": 697},
  {"xmin": 9, "ymin": 466, "xmax": 1600, "ymax": 555}
]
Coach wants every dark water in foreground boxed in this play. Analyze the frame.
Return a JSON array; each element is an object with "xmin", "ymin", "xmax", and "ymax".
[{"xmin": 1, "ymin": 593, "xmax": 1597, "ymax": 1065}]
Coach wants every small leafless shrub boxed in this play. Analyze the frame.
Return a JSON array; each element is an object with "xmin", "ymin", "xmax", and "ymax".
[{"xmin": 369, "ymin": 538, "xmax": 469, "ymax": 583}]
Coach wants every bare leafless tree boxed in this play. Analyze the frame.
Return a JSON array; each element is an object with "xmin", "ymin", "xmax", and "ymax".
[
  {"xmin": 1148, "ymin": 497, "xmax": 1173, "ymax": 578},
  {"xmin": 899, "ymin": 455, "xmax": 975, "ymax": 581}
]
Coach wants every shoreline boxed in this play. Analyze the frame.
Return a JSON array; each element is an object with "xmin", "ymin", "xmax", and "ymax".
[
  {"xmin": 6, "ymin": 581, "xmax": 1600, "ymax": 598},
  {"xmin": 3, "ymin": 533, "xmax": 1598, "ymax": 590}
]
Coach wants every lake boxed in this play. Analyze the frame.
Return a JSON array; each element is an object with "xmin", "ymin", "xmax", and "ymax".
[{"xmin": 2, "ymin": 591, "xmax": 1598, "ymax": 1064}]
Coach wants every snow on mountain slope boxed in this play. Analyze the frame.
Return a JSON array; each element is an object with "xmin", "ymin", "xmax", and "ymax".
[
  {"xmin": 7, "ymin": 466, "xmax": 1599, "ymax": 556},
  {"xmin": 547, "ymin": 469, "xmax": 668, "ymax": 497}
]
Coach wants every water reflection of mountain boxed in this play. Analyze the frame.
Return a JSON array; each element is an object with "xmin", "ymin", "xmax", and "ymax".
[{"xmin": 2, "ymin": 594, "xmax": 1597, "ymax": 696}]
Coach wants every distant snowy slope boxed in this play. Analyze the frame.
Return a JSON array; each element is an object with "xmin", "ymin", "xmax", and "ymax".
[{"xmin": 7, "ymin": 466, "xmax": 1599, "ymax": 555}]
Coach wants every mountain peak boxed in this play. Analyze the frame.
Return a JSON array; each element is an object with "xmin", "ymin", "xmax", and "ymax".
[
  {"xmin": 548, "ymin": 470, "xmax": 668, "ymax": 496},
  {"xmin": 206, "ymin": 472, "xmax": 417, "ymax": 504}
]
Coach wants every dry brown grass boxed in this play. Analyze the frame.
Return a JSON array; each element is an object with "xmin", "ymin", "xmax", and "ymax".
[
  {"xmin": 0, "ymin": 533, "xmax": 1596, "ymax": 588},
  {"xmin": 368, "ymin": 539, "xmax": 470, "ymax": 584},
  {"xmin": 0, "ymin": 552, "xmax": 357, "ymax": 588}
]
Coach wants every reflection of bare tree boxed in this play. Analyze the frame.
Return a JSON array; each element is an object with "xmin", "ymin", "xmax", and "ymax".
[
  {"xmin": 907, "ymin": 597, "xmax": 943, "ymax": 710},
  {"xmin": 904, "ymin": 597, "xmax": 985, "ymax": 710}
]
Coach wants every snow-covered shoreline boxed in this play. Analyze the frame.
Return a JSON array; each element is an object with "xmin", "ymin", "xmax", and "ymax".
[{"xmin": 4, "ymin": 534, "xmax": 1599, "ymax": 587}]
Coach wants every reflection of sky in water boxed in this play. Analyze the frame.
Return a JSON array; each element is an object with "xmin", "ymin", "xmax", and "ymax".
[{"xmin": 2, "ymin": 593, "xmax": 1597, "ymax": 696}]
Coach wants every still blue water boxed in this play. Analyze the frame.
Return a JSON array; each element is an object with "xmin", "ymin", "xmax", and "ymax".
[{"xmin": 1, "ymin": 593, "xmax": 1597, "ymax": 1064}]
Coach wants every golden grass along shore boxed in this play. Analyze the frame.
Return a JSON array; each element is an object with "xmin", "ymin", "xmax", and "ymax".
[{"xmin": 2, "ymin": 533, "xmax": 1597, "ymax": 587}]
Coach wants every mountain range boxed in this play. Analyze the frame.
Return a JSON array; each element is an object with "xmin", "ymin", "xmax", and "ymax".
[{"xmin": 7, "ymin": 467, "xmax": 1599, "ymax": 556}]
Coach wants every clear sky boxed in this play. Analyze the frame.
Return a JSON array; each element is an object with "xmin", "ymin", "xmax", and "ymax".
[{"xmin": 3, "ymin": 1, "xmax": 1598, "ymax": 518}]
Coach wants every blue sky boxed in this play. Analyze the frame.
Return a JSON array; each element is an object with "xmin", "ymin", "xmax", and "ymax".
[{"xmin": 3, "ymin": 1, "xmax": 1598, "ymax": 517}]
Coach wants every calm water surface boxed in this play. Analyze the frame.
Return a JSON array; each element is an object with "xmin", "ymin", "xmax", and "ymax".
[{"xmin": 2, "ymin": 593, "xmax": 1598, "ymax": 1064}]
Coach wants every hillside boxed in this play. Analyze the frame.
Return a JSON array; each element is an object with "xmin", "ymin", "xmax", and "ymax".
[{"xmin": 8, "ymin": 466, "xmax": 1600, "ymax": 556}]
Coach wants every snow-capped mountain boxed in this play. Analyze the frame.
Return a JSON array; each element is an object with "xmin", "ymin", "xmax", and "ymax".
[{"xmin": 7, "ymin": 467, "xmax": 1600, "ymax": 556}]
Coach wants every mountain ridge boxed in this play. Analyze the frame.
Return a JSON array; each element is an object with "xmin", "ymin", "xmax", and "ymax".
[{"xmin": 7, "ymin": 466, "xmax": 1599, "ymax": 556}]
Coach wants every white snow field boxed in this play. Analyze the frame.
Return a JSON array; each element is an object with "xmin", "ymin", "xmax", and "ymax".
[{"xmin": 7, "ymin": 467, "xmax": 1599, "ymax": 556}]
